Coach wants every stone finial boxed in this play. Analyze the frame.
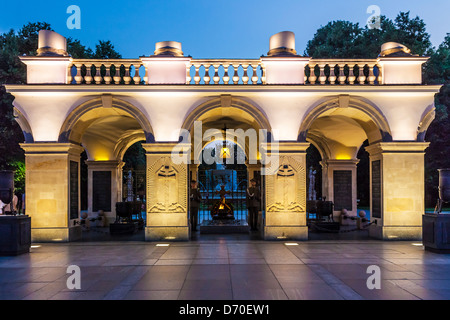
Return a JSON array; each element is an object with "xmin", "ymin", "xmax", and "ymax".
[
  {"xmin": 36, "ymin": 30, "xmax": 68, "ymax": 57},
  {"xmin": 154, "ymin": 41, "xmax": 184, "ymax": 57},
  {"xmin": 379, "ymin": 42, "xmax": 413, "ymax": 57},
  {"xmin": 267, "ymin": 31, "xmax": 298, "ymax": 56}
]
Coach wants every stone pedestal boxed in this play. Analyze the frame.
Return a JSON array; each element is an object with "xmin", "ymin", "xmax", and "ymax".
[
  {"xmin": 366, "ymin": 142, "xmax": 429, "ymax": 240},
  {"xmin": 0, "ymin": 215, "xmax": 31, "ymax": 256},
  {"xmin": 142, "ymin": 143, "xmax": 189, "ymax": 241},
  {"xmin": 423, "ymin": 213, "xmax": 450, "ymax": 253},
  {"xmin": 262, "ymin": 142, "xmax": 309, "ymax": 240},
  {"xmin": 20, "ymin": 143, "xmax": 84, "ymax": 242},
  {"xmin": 86, "ymin": 160, "xmax": 124, "ymax": 226}
]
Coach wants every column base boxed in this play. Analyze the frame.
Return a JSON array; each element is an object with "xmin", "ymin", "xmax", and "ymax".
[
  {"xmin": 31, "ymin": 226, "xmax": 82, "ymax": 242},
  {"xmin": 264, "ymin": 226, "xmax": 308, "ymax": 241},
  {"xmin": 145, "ymin": 226, "xmax": 189, "ymax": 241},
  {"xmin": 369, "ymin": 224, "xmax": 422, "ymax": 240}
]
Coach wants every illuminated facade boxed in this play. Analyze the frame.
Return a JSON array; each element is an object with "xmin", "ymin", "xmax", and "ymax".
[{"xmin": 5, "ymin": 30, "xmax": 441, "ymax": 242}]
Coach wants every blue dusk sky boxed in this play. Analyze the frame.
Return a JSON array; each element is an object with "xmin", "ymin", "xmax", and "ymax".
[{"xmin": 0, "ymin": 0, "xmax": 449, "ymax": 58}]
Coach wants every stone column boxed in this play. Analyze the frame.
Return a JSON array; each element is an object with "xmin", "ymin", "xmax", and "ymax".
[
  {"xmin": 365, "ymin": 142, "xmax": 429, "ymax": 240},
  {"xmin": 189, "ymin": 163, "xmax": 199, "ymax": 183},
  {"xmin": 320, "ymin": 159, "xmax": 359, "ymax": 219},
  {"xmin": 85, "ymin": 160, "xmax": 124, "ymax": 225},
  {"xmin": 142, "ymin": 143, "xmax": 190, "ymax": 241},
  {"xmin": 247, "ymin": 163, "xmax": 261, "ymax": 182},
  {"xmin": 261, "ymin": 142, "xmax": 309, "ymax": 240},
  {"xmin": 20, "ymin": 143, "xmax": 84, "ymax": 242}
]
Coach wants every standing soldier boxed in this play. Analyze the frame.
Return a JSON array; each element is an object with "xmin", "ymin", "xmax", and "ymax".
[
  {"xmin": 247, "ymin": 178, "xmax": 260, "ymax": 230},
  {"xmin": 189, "ymin": 180, "xmax": 202, "ymax": 232}
]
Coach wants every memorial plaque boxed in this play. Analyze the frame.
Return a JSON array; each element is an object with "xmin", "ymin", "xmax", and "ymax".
[
  {"xmin": 372, "ymin": 160, "xmax": 381, "ymax": 218},
  {"xmin": 69, "ymin": 161, "xmax": 79, "ymax": 220},
  {"xmin": 93, "ymin": 171, "xmax": 111, "ymax": 212},
  {"xmin": 333, "ymin": 170, "xmax": 352, "ymax": 211}
]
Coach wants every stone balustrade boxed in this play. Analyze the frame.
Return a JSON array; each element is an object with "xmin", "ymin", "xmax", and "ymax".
[
  {"xmin": 66, "ymin": 58, "xmax": 385, "ymax": 85},
  {"xmin": 188, "ymin": 60, "xmax": 263, "ymax": 85},
  {"xmin": 306, "ymin": 59, "xmax": 381, "ymax": 85},
  {"xmin": 67, "ymin": 59, "xmax": 145, "ymax": 85}
]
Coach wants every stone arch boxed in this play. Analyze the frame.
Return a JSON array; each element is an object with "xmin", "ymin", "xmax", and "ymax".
[
  {"xmin": 181, "ymin": 96, "xmax": 272, "ymax": 135},
  {"xmin": 417, "ymin": 104, "xmax": 436, "ymax": 142},
  {"xmin": 13, "ymin": 108, "xmax": 34, "ymax": 143},
  {"xmin": 297, "ymin": 95, "xmax": 392, "ymax": 144},
  {"xmin": 58, "ymin": 97, "xmax": 154, "ymax": 144}
]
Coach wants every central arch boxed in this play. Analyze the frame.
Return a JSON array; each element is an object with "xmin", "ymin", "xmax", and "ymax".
[{"xmin": 182, "ymin": 96, "xmax": 270, "ymax": 237}]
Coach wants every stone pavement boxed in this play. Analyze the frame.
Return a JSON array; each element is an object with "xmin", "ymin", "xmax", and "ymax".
[{"xmin": 0, "ymin": 239, "xmax": 450, "ymax": 300}]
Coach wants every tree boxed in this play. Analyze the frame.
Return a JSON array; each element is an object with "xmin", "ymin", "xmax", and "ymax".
[
  {"xmin": 306, "ymin": 11, "xmax": 433, "ymax": 59},
  {"xmin": 94, "ymin": 40, "xmax": 122, "ymax": 59}
]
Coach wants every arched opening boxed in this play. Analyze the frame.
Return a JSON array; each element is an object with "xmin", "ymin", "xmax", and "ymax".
[
  {"xmin": 301, "ymin": 97, "xmax": 391, "ymax": 238},
  {"xmin": 60, "ymin": 98, "xmax": 152, "ymax": 241},
  {"xmin": 183, "ymin": 97, "xmax": 270, "ymax": 239}
]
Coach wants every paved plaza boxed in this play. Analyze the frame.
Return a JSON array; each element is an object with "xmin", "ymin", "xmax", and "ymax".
[{"xmin": 1, "ymin": 238, "xmax": 450, "ymax": 300}]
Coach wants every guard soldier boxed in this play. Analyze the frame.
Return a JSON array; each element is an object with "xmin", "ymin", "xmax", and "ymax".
[
  {"xmin": 247, "ymin": 178, "xmax": 260, "ymax": 230},
  {"xmin": 189, "ymin": 180, "xmax": 202, "ymax": 232}
]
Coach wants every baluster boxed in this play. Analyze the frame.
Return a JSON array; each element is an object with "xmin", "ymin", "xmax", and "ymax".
[
  {"xmin": 376, "ymin": 64, "xmax": 382, "ymax": 84},
  {"xmin": 318, "ymin": 64, "xmax": 327, "ymax": 84},
  {"xmin": 242, "ymin": 64, "xmax": 250, "ymax": 84},
  {"xmin": 232, "ymin": 64, "xmax": 240, "ymax": 84},
  {"xmin": 368, "ymin": 63, "xmax": 376, "ymax": 85},
  {"xmin": 123, "ymin": 64, "xmax": 132, "ymax": 84},
  {"xmin": 74, "ymin": 63, "xmax": 83, "ymax": 84},
  {"xmin": 143, "ymin": 64, "xmax": 149, "ymax": 84},
  {"xmin": 338, "ymin": 64, "xmax": 347, "ymax": 84},
  {"xmin": 104, "ymin": 64, "xmax": 112, "ymax": 84},
  {"xmin": 308, "ymin": 64, "xmax": 317, "ymax": 84},
  {"xmin": 251, "ymin": 64, "xmax": 259, "ymax": 84},
  {"xmin": 133, "ymin": 64, "xmax": 141, "ymax": 85},
  {"xmin": 186, "ymin": 64, "xmax": 192, "ymax": 84},
  {"xmin": 328, "ymin": 64, "xmax": 337, "ymax": 84},
  {"xmin": 193, "ymin": 65, "xmax": 201, "ymax": 84},
  {"xmin": 67, "ymin": 64, "xmax": 73, "ymax": 84},
  {"xmin": 348, "ymin": 63, "xmax": 356, "ymax": 85},
  {"xmin": 356, "ymin": 64, "xmax": 366, "ymax": 84},
  {"xmin": 94, "ymin": 64, "xmax": 102, "ymax": 84},
  {"xmin": 223, "ymin": 64, "xmax": 231, "ymax": 84},
  {"xmin": 203, "ymin": 64, "xmax": 211, "ymax": 84},
  {"xmin": 113, "ymin": 64, "xmax": 122, "ymax": 84},
  {"xmin": 84, "ymin": 64, "xmax": 93, "ymax": 84},
  {"xmin": 213, "ymin": 64, "xmax": 220, "ymax": 84}
]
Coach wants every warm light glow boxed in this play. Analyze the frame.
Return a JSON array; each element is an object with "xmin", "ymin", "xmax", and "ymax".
[
  {"xmin": 284, "ymin": 242, "xmax": 298, "ymax": 246},
  {"xmin": 412, "ymin": 243, "xmax": 423, "ymax": 246},
  {"xmin": 164, "ymin": 237, "xmax": 176, "ymax": 240},
  {"xmin": 220, "ymin": 147, "xmax": 231, "ymax": 159},
  {"xmin": 156, "ymin": 243, "xmax": 170, "ymax": 247},
  {"xmin": 31, "ymin": 245, "xmax": 41, "ymax": 248},
  {"xmin": 335, "ymin": 154, "xmax": 352, "ymax": 160}
]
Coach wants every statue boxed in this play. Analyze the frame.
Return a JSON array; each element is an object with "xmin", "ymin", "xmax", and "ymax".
[
  {"xmin": 211, "ymin": 184, "xmax": 234, "ymax": 220},
  {"xmin": 126, "ymin": 170, "xmax": 134, "ymax": 202},
  {"xmin": 308, "ymin": 166, "xmax": 317, "ymax": 200}
]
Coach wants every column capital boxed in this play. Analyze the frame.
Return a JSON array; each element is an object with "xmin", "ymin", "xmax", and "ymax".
[
  {"xmin": 261, "ymin": 141, "xmax": 310, "ymax": 154},
  {"xmin": 365, "ymin": 142, "xmax": 429, "ymax": 156},
  {"xmin": 85, "ymin": 160, "xmax": 125, "ymax": 169},
  {"xmin": 142, "ymin": 142, "xmax": 190, "ymax": 154},
  {"xmin": 20, "ymin": 142, "xmax": 84, "ymax": 156}
]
